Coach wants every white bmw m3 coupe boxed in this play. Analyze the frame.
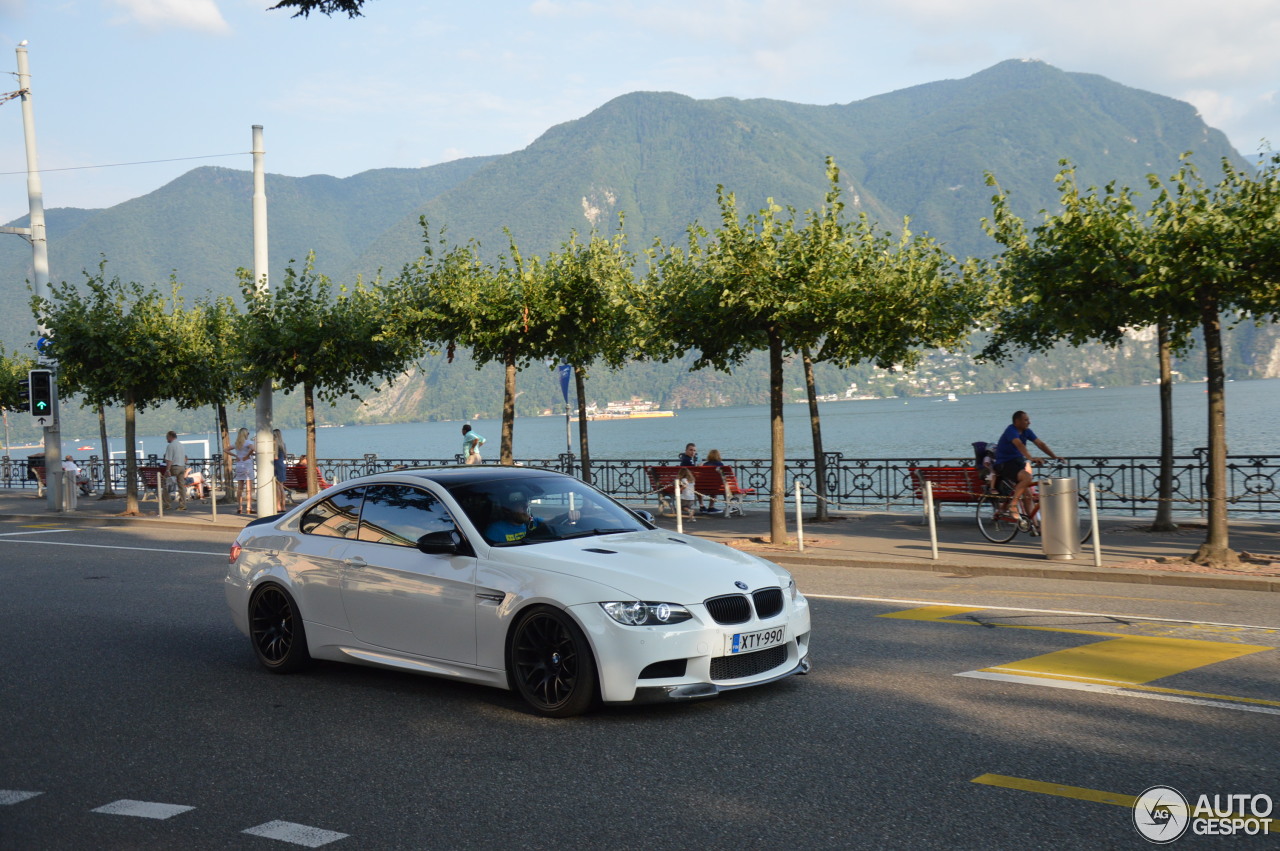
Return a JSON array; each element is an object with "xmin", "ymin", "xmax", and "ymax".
[{"xmin": 226, "ymin": 466, "xmax": 811, "ymax": 716}]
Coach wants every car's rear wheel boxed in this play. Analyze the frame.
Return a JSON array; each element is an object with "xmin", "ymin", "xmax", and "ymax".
[
  {"xmin": 509, "ymin": 607, "xmax": 598, "ymax": 717},
  {"xmin": 249, "ymin": 584, "xmax": 311, "ymax": 673}
]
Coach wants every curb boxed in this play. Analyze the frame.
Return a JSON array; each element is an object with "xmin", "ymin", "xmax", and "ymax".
[
  {"xmin": 0, "ymin": 511, "xmax": 248, "ymax": 533},
  {"xmin": 764, "ymin": 552, "xmax": 1280, "ymax": 593},
  {"xmin": 7, "ymin": 508, "xmax": 1276, "ymax": 594}
]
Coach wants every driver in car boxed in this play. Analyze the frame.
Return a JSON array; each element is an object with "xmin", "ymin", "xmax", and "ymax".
[{"xmin": 485, "ymin": 491, "xmax": 549, "ymax": 544}]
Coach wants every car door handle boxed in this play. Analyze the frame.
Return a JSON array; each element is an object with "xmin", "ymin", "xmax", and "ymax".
[{"xmin": 343, "ymin": 556, "xmax": 367, "ymax": 569}]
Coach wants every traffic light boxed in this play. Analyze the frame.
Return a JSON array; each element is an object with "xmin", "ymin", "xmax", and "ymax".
[
  {"xmin": 15, "ymin": 376, "xmax": 30, "ymax": 413},
  {"xmin": 28, "ymin": 368, "xmax": 53, "ymax": 423}
]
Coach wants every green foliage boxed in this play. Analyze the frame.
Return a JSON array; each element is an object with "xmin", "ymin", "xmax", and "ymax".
[{"xmin": 0, "ymin": 346, "xmax": 37, "ymax": 412}]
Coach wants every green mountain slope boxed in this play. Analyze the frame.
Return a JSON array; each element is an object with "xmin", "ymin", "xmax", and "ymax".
[{"xmin": 0, "ymin": 60, "xmax": 1268, "ymax": 442}]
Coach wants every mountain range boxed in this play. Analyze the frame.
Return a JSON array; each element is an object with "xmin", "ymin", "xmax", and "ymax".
[{"xmin": 2, "ymin": 58, "xmax": 1275, "ymax": 439}]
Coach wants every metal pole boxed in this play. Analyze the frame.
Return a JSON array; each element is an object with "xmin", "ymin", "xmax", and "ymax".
[
  {"xmin": 795, "ymin": 480, "xmax": 804, "ymax": 552},
  {"xmin": 251, "ymin": 125, "xmax": 274, "ymax": 516},
  {"xmin": 925, "ymin": 481, "xmax": 938, "ymax": 560},
  {"xmin": 16, "ymin": 45, "xmax": 62, "ymax": 510},
  {"xmin": 1089, "ymin": 482, "xmax": 1102, "ymax": 567}
]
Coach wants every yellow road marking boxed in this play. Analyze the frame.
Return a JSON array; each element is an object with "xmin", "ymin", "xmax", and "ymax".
[
  {"xmin": 973, "ymin": 774, "xmax": 1278, "ymax": 829},
  {"xmin": 983, "ymin": 636, "xmax": 1270, "ymax": 686},
  {"xmin": 881, "ymin": 605, "xmax": 1279, "ymax": 710},
  {"xmin": 972, "ymin": 773, "xmax": 1135, "ymax": 807},
  {"xmin": 877, "ymin": 605, "xmax": 984, "ymax": 622}
]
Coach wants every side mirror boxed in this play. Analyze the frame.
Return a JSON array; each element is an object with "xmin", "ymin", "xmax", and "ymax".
[
  {"xmin": 631, "ymin": 509, "xmax": 656, "ymax": 525},
  {"xmin": 417, "ymin": 530, "xmax": 462, "ymax": 555}
]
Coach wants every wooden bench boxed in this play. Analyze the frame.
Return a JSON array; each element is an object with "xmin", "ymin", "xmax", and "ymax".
[
  {"xmin": 645, "ymin": 465, "xmax": 755, "ymax": 518},
  {"xmin": 283, "ymin": 464, "xmax": 331, "ymax": 502},
  {"xmin": 908, "ymin": 466, "xmax": 987, "ymax": 517}
]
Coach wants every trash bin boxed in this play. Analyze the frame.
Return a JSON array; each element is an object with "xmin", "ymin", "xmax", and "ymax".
[{"xmin": 1039, "ymin": 477, "xmax": 1079, "ymax": 561}]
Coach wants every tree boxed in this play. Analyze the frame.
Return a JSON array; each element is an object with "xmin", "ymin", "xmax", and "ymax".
[
  {"xmin": 983, "ymin": 155, "xmax": 1280, "ymax": 566},
  {"xmin": 981, "ymin": 164, "xmax": 1184, "ymax": 532},
  {"xmin": 238, "ymin": 255, "xmax": 425, "ymax": 495},
  {"xmin": 269, "ymin": 0, "xmax": 367, "ymax": 17},
  {"xmin": 642, "ymin": 162, "xmax": 983, "ymax": 542},
  {"xmin": 0, "ymin": 346, "xmax": 36, "ymax": 414},
  {"xmin": 397, "ymin": 227, "xmax": 564, "ymax": 465},
  {"xmin": 35, "ymin": 263, "xmax": 207, "ymax": 514},
  {"xmin": 540, "ymin": 225, "xmax": 637, "ymax": 483}
]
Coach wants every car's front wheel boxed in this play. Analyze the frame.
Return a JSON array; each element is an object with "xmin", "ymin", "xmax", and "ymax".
[
  {"xmin": 249, "ymin": 584, "xmax": 311, "ymax": 673},
  {"xmin": 508, "ymin": 607, "xmax": 598, "ymax": 717}
]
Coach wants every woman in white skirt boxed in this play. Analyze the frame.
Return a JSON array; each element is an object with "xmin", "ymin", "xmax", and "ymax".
[{"xmin": 229, "ymin": 428, "xmax": 256, "ymax": 514}]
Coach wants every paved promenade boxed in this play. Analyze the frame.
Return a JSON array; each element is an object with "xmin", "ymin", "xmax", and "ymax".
[{"xmin": 3, "ymin": 487, "xmax": 1277, "ymax": 592}]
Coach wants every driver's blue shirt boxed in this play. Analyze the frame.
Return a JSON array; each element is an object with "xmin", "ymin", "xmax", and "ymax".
[
  {"xmin": 994, "ymin": 424, "xmax": 1038, "ymax": 464},
  {"xmin": 485, "ymin": 516, "xmax": 546, "ymax": 544}
]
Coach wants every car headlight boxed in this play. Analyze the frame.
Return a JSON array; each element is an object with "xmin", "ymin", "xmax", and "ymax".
[{"xmin": 600, "ymin": 601, "xmax": 693, "ymax": 626}]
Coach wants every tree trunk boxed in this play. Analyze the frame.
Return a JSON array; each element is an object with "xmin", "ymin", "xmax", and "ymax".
[
  {"xmin": 1150, "ymin": 322, "xmax": 1178, "ymax": 531},
  {"xmin": 575, "ymin": 366, "xmax": 591, "ymax": 485},
  {"xmin": 218, "ymin": 404, "xmax": 231, "ymax": 498},
  {"xmin": 768, "ymin": 329, "xmax": 788, "ymax": 543},
  {"xmin": 801, "ymin": 348, "xmax": 828, "ymax": 522},
  {"xmin": 124, "ymin": 389, "xmax": 139, "ymax": 515},
  {"xmin": 1191, "ymin": 294, "xmax": 1236, "ymax": 567},
  {"xmin": 305, "ymin": 381, "xmax": 318, "ymax": 496},
  {"xmin": 96, "ymin": 404, "xmax": 116, "ymax": 498},
  {"xmin": 500, "ymin": 351, "xmax": 516, "ymax": 465}
]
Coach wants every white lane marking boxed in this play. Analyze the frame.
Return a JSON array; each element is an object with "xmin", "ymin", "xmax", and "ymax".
[
  {"xmin": 0, "ymin": 539, "xmax": 224, "ymax": 556},
  {"xmin": 243, "ymin": 820, "xmax": 350, "ymax": 847},
  {"xmin": 807, "ymin": 593, "xmax": 1280, "ymax": 632},
  {"xmin": 0, "ymin": 790, "xmax": 42, "ymax": 805},
  {"xmin": 958, "ymin": 670, "xmax": 1280, "ymax": 716},
  {"xmin": 0, "ymin": 529, "xmax": 76, "ymax": 536},
  {"xmin": 91, "ymin": 799, "xmax": 195, "ymax": 819}
]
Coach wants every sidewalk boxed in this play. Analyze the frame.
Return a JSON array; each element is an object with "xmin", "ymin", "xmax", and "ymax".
[{"xmin": 3, "ymin": 488, "xmax": 1277, "ymax": 592}]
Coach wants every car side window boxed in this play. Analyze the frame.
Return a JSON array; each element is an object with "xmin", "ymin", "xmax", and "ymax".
[
  {"xmin": 358, "ymin": 484, "xmax": 458, "ymax": 547},
  {"xmin": 299, "ymin": 486, "xmax": 364, "ymax": 539}
]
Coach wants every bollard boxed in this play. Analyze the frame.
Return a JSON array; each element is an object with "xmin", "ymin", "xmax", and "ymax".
[
  {"xmin": 61, "ymin": 470, "xmax": 77, "ymax": 511},
  {"xmin": 1039, "ymin": 477, "xmax": 1080, "ymax": 561}
]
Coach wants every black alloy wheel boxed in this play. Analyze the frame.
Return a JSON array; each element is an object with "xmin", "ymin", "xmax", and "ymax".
[
  {"xmin": 249, "ymin": 584, "xmax": 311, "ymax": 673},
  {"xmin": 509, "ymin": 607, "xmax": 598, "ymax": 718}
]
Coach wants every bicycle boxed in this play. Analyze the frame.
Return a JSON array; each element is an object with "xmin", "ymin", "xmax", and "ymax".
[{"xmin": 975, "ymin": 467, "xmax": 1094, "ymax": 545}]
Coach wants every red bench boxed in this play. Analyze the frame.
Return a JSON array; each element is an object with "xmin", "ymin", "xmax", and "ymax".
[
  {"xmin": 283, "ymin": 464, "xmax": 330, "ymax": 502},
  {"xmin": 645, "ymin": 465, "xmax": 755, "ymax": 518},
  {"xmin": 138, "ymin": 465, "xmax": 168, "ymax": 502},
  {"xmin": 908, "ymin": 466, "xmax": 987, "ymax": 517}
]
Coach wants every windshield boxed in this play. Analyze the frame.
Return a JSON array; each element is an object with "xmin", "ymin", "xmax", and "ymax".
[{"xmin": 446, "ymin": 474, "xmax": 650, "ymax": 546}]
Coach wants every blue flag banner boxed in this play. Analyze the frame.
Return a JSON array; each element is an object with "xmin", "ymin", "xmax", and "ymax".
[{"xmin": 557, "ymin": 364, "xmax": 572, "ymax": 404}]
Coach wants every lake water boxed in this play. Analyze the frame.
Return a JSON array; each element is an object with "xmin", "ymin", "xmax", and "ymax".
[{"xmin": 55, "ymin": 378, "xmax": 1280, "ymax": 463}]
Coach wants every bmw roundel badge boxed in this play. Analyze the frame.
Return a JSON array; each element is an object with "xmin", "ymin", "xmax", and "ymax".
[{"xmin": 734, "ymin": 581, "xmax": 749, "ymax": 590}]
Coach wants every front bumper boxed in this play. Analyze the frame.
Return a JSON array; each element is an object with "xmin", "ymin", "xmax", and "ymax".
[{"xmin": 570, "ymin": 592, "xmax": 812, "ymax": 704}]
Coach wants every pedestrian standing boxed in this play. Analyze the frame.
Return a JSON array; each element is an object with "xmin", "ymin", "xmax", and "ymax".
[
  {"xmin": 273, "ymin": 428, "xmax": 287, "ymax": 511},
  {"xmin": 462, "ymin": 424, "xmax": 486, "ymax": 465},
  {"xmin": 163, "ymin": 431, "xmax": 188, "ymax": 511},
  {"xmin": 228, "ymin": 427, "xmax": 255, "ymax": 515}
]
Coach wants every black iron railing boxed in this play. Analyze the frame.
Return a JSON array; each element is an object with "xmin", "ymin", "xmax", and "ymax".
[{"xmin": 4, "ymin": 450, "xmax": 1277, "ymax": 517}]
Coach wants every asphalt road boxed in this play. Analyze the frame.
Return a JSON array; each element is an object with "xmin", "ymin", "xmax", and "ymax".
[{"xmin": 1, "ymin": 521, "xmax": 1276, "ymax": 849}]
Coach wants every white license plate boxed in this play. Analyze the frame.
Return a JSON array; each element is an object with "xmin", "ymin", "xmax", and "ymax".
[{"xmin": 728, "ymin": 626, "xmax": 786, "ymax": 654}]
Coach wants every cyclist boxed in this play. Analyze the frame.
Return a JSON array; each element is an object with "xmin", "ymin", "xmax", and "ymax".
[{"xmin": 993, "ymin": 410, "xmax": 1062, "ymax": 528}]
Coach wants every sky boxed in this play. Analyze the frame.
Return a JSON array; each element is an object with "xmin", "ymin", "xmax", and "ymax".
[{"xmin": 1, "ymin": 0, "xmax": 1278, "ymax": 224}]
